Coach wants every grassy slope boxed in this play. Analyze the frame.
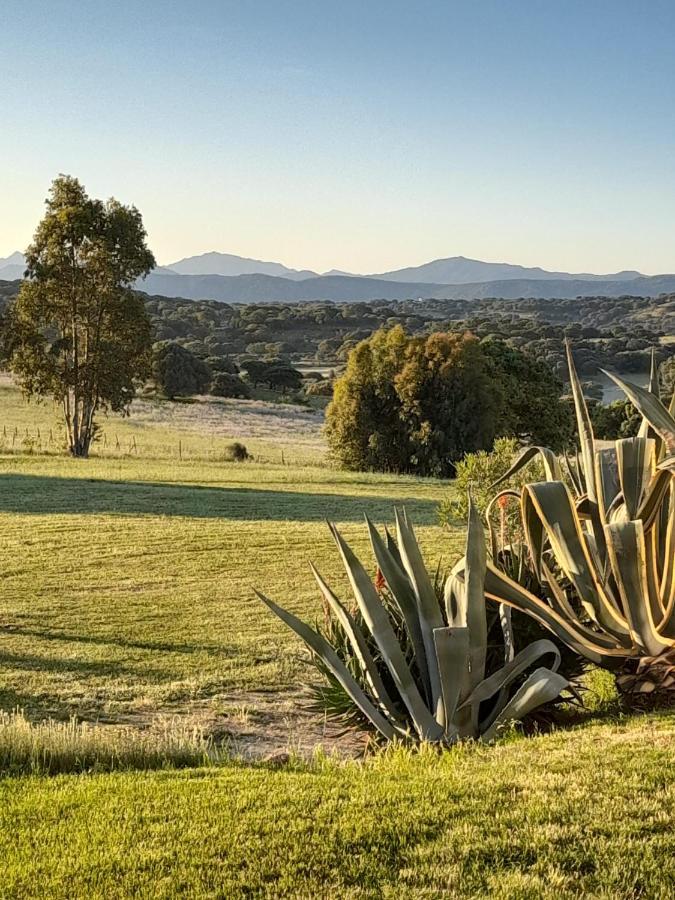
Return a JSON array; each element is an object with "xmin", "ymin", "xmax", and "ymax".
[{"xmin": 1, "ymin": 381, "xmax": 674, "ymax": 898}]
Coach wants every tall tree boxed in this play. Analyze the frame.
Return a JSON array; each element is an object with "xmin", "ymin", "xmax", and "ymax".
[{"xmin": 6, "ymin": 176, "xmax": 155, "ymax": 456}]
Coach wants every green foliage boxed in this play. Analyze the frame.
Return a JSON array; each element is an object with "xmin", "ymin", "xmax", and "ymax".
[
  {"xmin": 152, "ymin": 341, "xmax": 212, "ymax": 398},
  {"xmin": 589, "ymin": 398, "xmax": 640, "ymax": 439},
  {"xmin": 209, "ymin": 372, "xmax": 250, "ymax": 398},
  {"xmin": 482, "ymin": 339, "xmax": 574, "ymax": 450},
  {"xmin": 4, "ymin": 175, "xmax": 154, "ymax": 456},
  {"xmin": 438, "ymin": 437, "xmax": 542, "ymax": 527},
  {"xmin": 326, "ymin": 327, "xmax": 498, "ymax": 477},
  {"xmin": 304, "ymin": 378, "xmax": 333, "ymax": 397},
  {"xmin": 204, "ymin": 356, "xmax": 239, "ymax": 375},
  {"xmin": 258, "ymin": 509, "xmax": 567, "ymax": 744}
]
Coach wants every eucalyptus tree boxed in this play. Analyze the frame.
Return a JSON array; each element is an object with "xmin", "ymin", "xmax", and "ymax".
[{"xmin": 6, "ymin": 175, "xmax": 155, "ymax": 456}]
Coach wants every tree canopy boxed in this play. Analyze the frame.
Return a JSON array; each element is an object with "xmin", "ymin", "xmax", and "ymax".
[
  {"xmin": 326, "ymin": 327, "xmax": 499, "ymax": 476},
  {"xmin": 5, "ymin": 175, "xmax": 155, "ymax": 456},
  {"xmin": 152, "ymin": 341, "xmax": 212, "ymax": 399}
]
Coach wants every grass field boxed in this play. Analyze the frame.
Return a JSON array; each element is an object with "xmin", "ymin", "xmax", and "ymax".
[{"xmin": 1, "ymin": 379, "xmax": 674, "ymax": 898}]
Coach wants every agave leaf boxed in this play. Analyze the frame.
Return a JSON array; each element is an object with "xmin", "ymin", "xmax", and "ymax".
[
  {"xmin": 658, "ymin": 487, "xmax": 675, "ymax": 634},
  {"xmin": 490, "ymin": 445, "xmax": 561, "ymax": 491},
  {"xmin": 365, "ymin": 516, "xmax": 431, "ymax": 701},
  {"xmin": 482, "ymin": 560, "xmax": 629, "ymax": 666},
  {"xmin": 594, "ymin": 447, "xmax": 620, "ymax": 524},
  {"xmin": 255, "ymin": 591, "xmax": 399, "ymax": 740},
  {"xmin": 636, "ymin": 468, "xmax": 672, "ymax": 531},
  {"xmin": 540, "ymin": 561, "xmax": 622, "ymax": 650},
  {"xmin": 604, "ymin": 520, "xmax": 673, "ymax": 657},
  {"xmin": 616, "ymin": 438, "xmax": 654, "ymax": 521},
  {"xmin": 638, "ymin": 349, "xmax": 660, "ymax": 440},
  {"xmin": 480, "ymin": 667, "xmax": 569, "ymax": 743},
  {"xmin": 567, "ymin": 342, "xmax": 597, "ymax": 502},
  {"xmin": 499, "ymin": 603, "xmax": 515, "ymax": 663},
  {"xmin": 309, "ymin": 563, "xmax": 404, "ymax": 723},
  {"xmin": 394, "ymin": 509, "xmax": 445, "ymax": 724},
  {"xmin": 464, "ymin": 496, "xmax": 488, "ymax": 689},
  {"xmin": 328, "ymin": 523, "xmax": 444, "ymax": 741},
  {"xmin": 458, "ymin": 638, "xmax": 561, "ymax": 711},
  {"xmin": 432, "ymin": 626, "xmax": 469, "ymax": 740},
  {"xmin": 522, "ymin": 481, "xmax": 630, "ymax": 641},
  {"xmin": 563, "ymin": 449, "xmax": 584, "ymax": 497},
  {"xmin": 384, "ymin": 526, "xmax": 404, "ymax": 569},
  {"xmin": 602, "ymin": 370, "xmax": 675, "ymax": 457}
]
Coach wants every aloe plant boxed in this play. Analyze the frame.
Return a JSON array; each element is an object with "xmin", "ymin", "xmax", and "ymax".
[
  {"xmin": 456, "ymin": 345, "xmax": 675, "ymax": 705},
  {"xmin": 256, "ymin": 505, "xmax": 568, "ymax": 744}
]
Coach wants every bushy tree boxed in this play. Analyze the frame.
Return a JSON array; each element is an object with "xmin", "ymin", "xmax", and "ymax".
[
  {"xmin": 152, "ymin": 342, "xmax": 211, "ymax": 398},
  {"xmin": 210, "ymin": 372, "xmax": 251, "ymax": 398},
  {"xmin": 265, "ymin": 365, "xmax": 302, "ymax": 392},
  {"xmin": 326, "ymin": 326, "xmax": 497, "ymax": 476},
  {"xmin": 5, "ymin": 175, "xmax": 155, "ymax": 456},
  {"xmin": 481, "ymin": 338, "xmax": 574, "ymax": 450},
  {"xmin": 205, "ymin": 356, "xmax": 239, "ymax": 375},
  {"xmin": 590, "ymin": 398, "xmax": 640, "ymax": 440}
]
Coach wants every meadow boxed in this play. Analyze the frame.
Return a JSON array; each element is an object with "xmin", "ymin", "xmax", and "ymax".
[{"xmin": 0, "ymin": 378, "xmax": 674, "ymax": 898}]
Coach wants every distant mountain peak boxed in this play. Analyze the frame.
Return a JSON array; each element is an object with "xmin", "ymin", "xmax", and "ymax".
[{"xmin": 165, "ymin": 251, "xmax": 317, "ymax": 281}]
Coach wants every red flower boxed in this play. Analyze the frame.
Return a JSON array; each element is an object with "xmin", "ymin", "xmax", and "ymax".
[{"xmin": 374, "ymin": 567, "xmax": 386, "ymax": 592}]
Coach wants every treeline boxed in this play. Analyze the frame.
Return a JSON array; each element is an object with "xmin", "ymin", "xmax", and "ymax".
[
  {"xmin": 3, "ymin": 278, "xmax": 675, "ymax": 380},
  {"xmin": 141, "ymin": 292, "xmax": 675, "ymax": 377}
]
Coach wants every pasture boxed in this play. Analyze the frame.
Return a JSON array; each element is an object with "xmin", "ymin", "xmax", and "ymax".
[{"xmin": 0, "ymin": 379, "xmax": 674, "ymax": 898}]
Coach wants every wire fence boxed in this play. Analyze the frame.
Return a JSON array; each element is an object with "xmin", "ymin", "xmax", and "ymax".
[{"xmin": 0, "ymin": 424, "xmax": 328, "ymax": 468}]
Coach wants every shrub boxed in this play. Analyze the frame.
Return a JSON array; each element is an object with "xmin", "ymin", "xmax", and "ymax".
[
  {"xmin": 438, "ymin": 438, "xmax": 543, "ymax": 528},
  {"xmin": 224, "ymin": 441, "xmax": 249, "ymax": 462},
  {"xmin": 305, "ymin": 379, "xmax": 334, "ymax": 397},
  {"xmin": 210, "ymin": 372, "xmax": 251, "ymax": 399}
]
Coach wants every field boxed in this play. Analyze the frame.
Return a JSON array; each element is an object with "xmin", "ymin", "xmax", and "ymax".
[{"xmin": 1, "ymin": 379, "xmax": 674, "ymax": 898}]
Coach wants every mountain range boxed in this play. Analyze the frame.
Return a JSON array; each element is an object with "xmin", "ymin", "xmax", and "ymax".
[{"xmin": 2, "ymin": 250, "xmax": 674, "ymax": 302}]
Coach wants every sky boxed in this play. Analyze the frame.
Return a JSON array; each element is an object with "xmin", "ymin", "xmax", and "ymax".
[{"xmin": 2, "ymin": 0, "xmax": 675, "ymax": 275}]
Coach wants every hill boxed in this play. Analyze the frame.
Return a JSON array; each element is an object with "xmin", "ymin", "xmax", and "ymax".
[
  {"xmin": 138, "ymin": 270, "xmax": 675, "ymax": 302},
  {"xmin": 166, "ymin": 251, "xmax": 317, "ymax": 280},
  {"xmin": 369, "ymin": 254, "xmax": 644, "ymax": 284}
]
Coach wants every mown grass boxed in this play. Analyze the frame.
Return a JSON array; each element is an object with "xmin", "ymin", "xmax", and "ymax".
[
  {"xmin": 0, "ymin": 379, "xmax": 458, "ymax": 730},
  {"xmin": 1, "ymin": 715, "xmax": 674, "ymax": 898}
]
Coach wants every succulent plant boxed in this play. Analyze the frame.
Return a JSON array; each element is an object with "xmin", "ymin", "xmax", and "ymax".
[
  {"xmin": 456, "ymin": 345, "xmax": 675, "ymax": 706},
  {"xmin": 256, "ymin": 503, "xmax": 568, "ymax": 744}
]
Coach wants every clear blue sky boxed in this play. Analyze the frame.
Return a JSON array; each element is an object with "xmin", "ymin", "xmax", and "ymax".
[{"xmin": 3, "ymin": 0, "xmax": 675, "ymax": 274}]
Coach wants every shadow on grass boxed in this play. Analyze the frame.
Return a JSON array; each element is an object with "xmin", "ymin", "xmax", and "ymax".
[{"xmin": 0, "ymin": 474, "xmax": 440, "ymax": 524}]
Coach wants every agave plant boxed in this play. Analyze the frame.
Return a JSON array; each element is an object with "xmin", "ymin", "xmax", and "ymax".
[
  {"xmin": 256, "ymin": 504, "xmax": 568, "ymax": 744},
  {"xmin": 455, "ymin": 345, "xmax": 675, "ymax": 705}
]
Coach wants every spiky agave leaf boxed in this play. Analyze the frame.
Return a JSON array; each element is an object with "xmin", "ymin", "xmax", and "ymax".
[
  {"xmin": 482, "ymin": 349, "xmax": 675, "ymax": 708},
  {"xmin": 257, "ymin": 512, "xmax": 569, "ymax": 745}
]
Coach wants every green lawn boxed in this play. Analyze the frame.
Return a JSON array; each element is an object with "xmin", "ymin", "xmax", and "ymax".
[
  {"xmin": 1, "ymin": 380, "xmax": 674, "ymax": 898},
  {"xmin": 2, "ymin": 716, "xmax": 674, "ymax": 898}
]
